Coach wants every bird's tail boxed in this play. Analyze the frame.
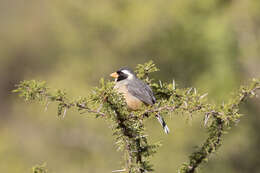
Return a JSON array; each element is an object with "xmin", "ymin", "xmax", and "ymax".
[{"xmin": 155, "ymin": 114, "xmax": 170, "ymax": 134}]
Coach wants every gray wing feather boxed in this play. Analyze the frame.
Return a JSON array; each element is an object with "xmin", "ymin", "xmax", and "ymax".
[{"xmin": 127, "ymin": 79, "xmax": 156, "ymax": 105}]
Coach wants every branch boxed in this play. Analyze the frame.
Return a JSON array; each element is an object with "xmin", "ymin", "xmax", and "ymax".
[
  {"xmin": 13, "ymin": 61, "xmax": 260, "ymax": 173},
  {"xmin": 178, "ymin": 79, "xmax": 260, "ymax": 173},
  {"xmin": 13, "ymin": 79, "xmax": 159, "ymax": 173},
  {"xmin": 13, "ymin": 80, "xmax": 106, "ymax": 118}
]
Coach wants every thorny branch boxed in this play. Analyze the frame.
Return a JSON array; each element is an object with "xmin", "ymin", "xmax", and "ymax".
[
  {"xmin": 13, "ymin": 61, "xmax": 260, "ymax": 173},
  {"xmin": 178, "ymin": 80, "xmax": 260, "ymax": 173}
]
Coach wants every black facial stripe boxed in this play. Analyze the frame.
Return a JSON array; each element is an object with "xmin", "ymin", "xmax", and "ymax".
[
  {"xmin": 116, "ymin": 71, "xmax": 128, "ymax": 82},
  {"xmin": 117, "ymin": 76, "xmax": 127, "ymax": 82}
]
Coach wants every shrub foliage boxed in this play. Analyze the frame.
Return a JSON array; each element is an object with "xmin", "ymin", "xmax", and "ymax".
[{"xmin": 13, "ymin": 61, "xmax": 260, "ymax": 173}]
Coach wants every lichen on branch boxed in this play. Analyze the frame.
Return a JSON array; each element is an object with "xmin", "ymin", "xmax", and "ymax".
[{"xmin": 13, "ymin": 61, "xmax": 260, "ymax": 173}]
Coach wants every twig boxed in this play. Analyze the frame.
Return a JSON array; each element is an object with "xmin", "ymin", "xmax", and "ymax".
[
  {"xmin": 77, "ymin": 103, "xmax": 106, "ymax": 116},
  {"xmin": 44, "ymin": 101, "xmax": 50, "ymax": 112}
]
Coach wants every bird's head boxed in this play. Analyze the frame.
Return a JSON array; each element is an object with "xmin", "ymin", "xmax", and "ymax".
[{"xmin": 110, "ymin": 67, "xmax": 136, "ymax": 82}]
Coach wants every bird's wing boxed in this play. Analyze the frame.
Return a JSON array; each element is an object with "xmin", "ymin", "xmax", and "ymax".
[{"xmin": 127, "ymin": 79, "xmax": 156, "ymax": 105}]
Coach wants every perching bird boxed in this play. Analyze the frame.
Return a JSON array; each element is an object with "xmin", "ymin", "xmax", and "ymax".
[{"xmin": 110, "ymin": 67, "xmax": 170, "ymax": 134}]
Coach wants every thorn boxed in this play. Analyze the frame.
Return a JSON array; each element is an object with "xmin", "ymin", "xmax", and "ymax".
[
  {"xmin": 112, "ymin": 169, "xmax": 126, "ymax": 173},
  {"xmin": 200, "ymin": 93, "xmax": 208, "ymax": 99},
  {"xmin": 172, "ymin": 79, "xmax": 176, "ymax": 90},
  {"xmin": 234, "ymin": 119, "xmax": 240, "ymax": 125},
  {"xmin": 140, "ymin": 135, "xmax": 149, "ymax": 138},
  {"xmin": 79, "ymin": 103, "xmax": 86, "ymax": 108},
  {"xmin": 159, "ymin": 80, "xmax": 163, "ymax": 88},
  {"xmin": 44, "ymin": 101, "xmax": 50, "ymax": 112},
  {"xmin": 183, "ymin": 101, "xmax": 188, "ymax": 108},
  {"xmin": 204, "ymin": 113, "xmax": 210, "ymax": 127},
  {"xmin": 97, "ymin": 103, "xmax": 103, "ymax": 112},
  {"xmin": 115, "ymin": 140, "xmax": 122, "ymax": 145},
  {"xmin": 187, "ymin": 88, "xmax": 193, "ymax": 95},
  {"xmin": 63, "ymin": 108, "xmax": 67, "ymax": 118}
]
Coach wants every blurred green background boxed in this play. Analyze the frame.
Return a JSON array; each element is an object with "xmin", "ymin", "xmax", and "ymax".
[{"xmin": 1, "ymin": 0, "xmax": 260, "ymax": 172}]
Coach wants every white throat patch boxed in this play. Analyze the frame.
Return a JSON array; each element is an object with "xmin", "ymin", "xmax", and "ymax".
[{"xmin": 121, "ymin": 70, "xmax": 134, "ymax": 80}]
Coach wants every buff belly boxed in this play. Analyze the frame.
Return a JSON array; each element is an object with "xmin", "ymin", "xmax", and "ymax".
[{"xmin": 114, "ymin": 85, "xmax": 143, "ymax": 110}]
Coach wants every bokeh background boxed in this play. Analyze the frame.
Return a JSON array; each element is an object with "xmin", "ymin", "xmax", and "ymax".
[{"xmin": 1, "ymin": 0, "xmax": 260, "ymax": 173}]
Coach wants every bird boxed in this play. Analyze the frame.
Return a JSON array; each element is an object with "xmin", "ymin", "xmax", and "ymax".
[{"xmin": 110, "ymin": 67, "xmax": 170, "ymax": 134}]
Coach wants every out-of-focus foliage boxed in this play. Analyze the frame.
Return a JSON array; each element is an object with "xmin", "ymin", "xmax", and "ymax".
[{"xmin": 1, "ymin": 0, "xmax": 260, "ymax": 173}]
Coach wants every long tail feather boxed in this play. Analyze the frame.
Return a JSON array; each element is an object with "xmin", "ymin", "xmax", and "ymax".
[{"xmin": 155, "ymin": 114, "xmax": 170, "ymax": 134}]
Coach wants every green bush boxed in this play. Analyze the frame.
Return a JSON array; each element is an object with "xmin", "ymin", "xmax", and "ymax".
[{"xmin": 14, "ymin": 61, "xmax": 260, "ymax": 173}]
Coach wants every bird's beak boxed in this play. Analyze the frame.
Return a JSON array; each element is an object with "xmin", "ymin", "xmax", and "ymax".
[{"xmin": 110, "ymin": 72, "xmax": 119, "ymax": 78}]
